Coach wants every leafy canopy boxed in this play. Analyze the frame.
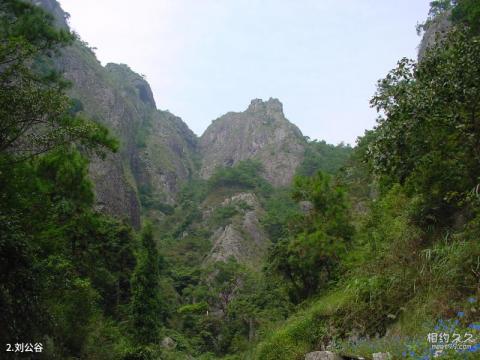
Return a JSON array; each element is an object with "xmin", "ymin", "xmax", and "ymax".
[
  {"xmin": 268, "ymin": 172, "xmax": 353, "ymax": 302},
  {"xmin": 368, "ymin": 26, "xmax": 480, "ymax": 224},
  {"xmin": 0, "ymin": 0, "xmax": 117, "ymax": 162}
]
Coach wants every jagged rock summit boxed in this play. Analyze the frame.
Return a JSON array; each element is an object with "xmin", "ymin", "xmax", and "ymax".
[{"xmin": 200, "ymin": 98, "xmax": 307, "ymax": 187}]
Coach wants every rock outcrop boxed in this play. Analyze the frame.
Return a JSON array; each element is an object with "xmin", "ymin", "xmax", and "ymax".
[
  {"xmin": 161, "ymin": 337, "xmax": 177, "ymax": 350},
  {"xmin": 372, "ymin": 353, "xmax": 391, "ymax": 360},
  {"xmin": 205, "ymin": 192, "xmax": 269, "ymax": 268},
  {"xmin": 33, "ymin": 0, "xmax": 69, "ymax": 28},
  {"xmin": 105, "ymin": 63, "xmax": 198, "ymax": 205},
  {"xmin": 198, "ymin": 100, "xmax": 308, "ymax": 265},
  {"xmin": 418, "ymin": 11, "xmax": 452, "ymax": 61},
  {"xmin": 57, "ymin": 44, "xmax": 198, "ymax": 227},
  {"xmin": 200, "ymin": 98, "xmax": 306, "ymax": 187},
  {"xmin": 305, "ymin": 351, "xmax": 343, "ymax": 360}
]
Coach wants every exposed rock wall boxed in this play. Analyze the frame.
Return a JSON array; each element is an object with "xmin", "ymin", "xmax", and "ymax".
[
  {"xmin": 204, "ymin": 192, "xmax": 269, "ymax": 268},
  {"xmin": 418, "ymin": 11, "xmax": 452, "ymax": 61},
  {"xmin": 198, "ymin": 98, "xmax": 308, "ymax": 266},
  {"xmin": 200, "ymin": 98, "xmax": 306, "ymax": 187},
  {"xmin": 33, "ymin": 0, "xmax": 69, "ymax": 28},
  {"xmin": 56, "ymin": 44, "xmax": 143, "ymax": 228},
  {"xmin": 35, "ymin": 0, "xmax": 199, "ymax": 228},
  {"xmin": 104, "ymin": 63, "xmax": 198, "ymax": 205}
]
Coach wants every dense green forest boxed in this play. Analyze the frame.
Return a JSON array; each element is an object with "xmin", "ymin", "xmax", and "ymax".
[{"xmin": 1, "ymin": 0, "xmax": 479, "ymax": 359}]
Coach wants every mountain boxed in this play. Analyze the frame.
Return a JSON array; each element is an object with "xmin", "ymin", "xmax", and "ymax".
[
  {"xmin": 193, "ymin": 99, "xmax": 308, "ymax": 267},
  {"xmin": 32, "ymin": 0, "xmax": 308, "ymax": 276},
  {"xmin": 35, "ymin": 0, "xmax": 199, "ymax": 229},
  {"xmin": 200, "ymin": 98, "xmax": 306, "ymax": 187},
  {"xmin": 34, "ymin": 1, "xmax": 308, "ymax": 234},
  {"xmin": 59, "ymin": 44, "xmax": 199, "ymax": 228}
]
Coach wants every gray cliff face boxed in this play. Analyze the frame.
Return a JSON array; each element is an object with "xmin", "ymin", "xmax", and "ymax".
[
  {"xmin": 200, "ymin": 98, "xmax": 306, "ymax": 187},
  {"xmin": 35, "ymin": 0, "xmax": 198, "ymax": 228},
  {"xmin": 57, "ymin": 46, "xmax": 198, "ymax": 226},
  {"xmin": 56, "ymin": 46, "xmax": 142, "ymax": 228},
  {"xmin": 104, "ymin": 63, "xmax": 198, "ymax": 205},
  {"xmin": 418, "ymin": 11, "xmax": 452, "ymax": 61},
  {"xmin": 33, "ymin": 0, "xmax": 69, "ymax": 28},
  {"xmin": 203, "ymin": 192, "xmax": 269, "ymax": 268}
]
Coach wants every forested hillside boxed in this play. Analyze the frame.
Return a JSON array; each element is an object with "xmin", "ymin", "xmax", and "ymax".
[{"xmin": 1, "ymin": 0, "xmax": 479, "ymax": 359}]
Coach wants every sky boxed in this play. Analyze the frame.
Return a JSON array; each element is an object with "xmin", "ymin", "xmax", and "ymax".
[{"xmin": 59, "ymin": 0, "xmax": 431, "ymax": 145}]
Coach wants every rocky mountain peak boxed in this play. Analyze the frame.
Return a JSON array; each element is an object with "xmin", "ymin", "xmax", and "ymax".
[
  {"xmin": 247, "ymin": 97, "xmax": 284, "ymax": 115},
  {"xmin": 200, "ymin": 98, "xmax": 306, "ymax": 187},
  {"xmin": 31, "ymin": 0, "xmax": 306, "ymax": 230}
]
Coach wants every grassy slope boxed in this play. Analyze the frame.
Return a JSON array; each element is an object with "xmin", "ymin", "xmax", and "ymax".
[{"xmin": 252, "ymin": 186, "xmax": 480, "ymax": 360}]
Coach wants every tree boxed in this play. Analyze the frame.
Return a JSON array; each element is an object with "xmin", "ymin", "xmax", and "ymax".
[
  {"xmin": 208, "ymin": 159, "xmax": 273, "ymax": 196},
  {"xmin": 369, "ymin": 25, "xmax": 480, "ymax": 224},
  {"xmin": 130, "ymin": 225, "xmax": 163, "ymax": 344},
  {"xmin": 452, "ymin": 0, "xmax": 480, "ymax": 34},
  {"xmin": 268, "ymin": 172, "xmax": 353, "ymax": 301},
  {"xmin": 0, "ymin": 0, "xmax": 117, "ymax": 162},
  {"xmin": 0, "ymin": 2, "xmax": 130, "ymax": 357},
  {"xmin": 297, "ymin": 139, "xmax": 353, "ymax": 177}
]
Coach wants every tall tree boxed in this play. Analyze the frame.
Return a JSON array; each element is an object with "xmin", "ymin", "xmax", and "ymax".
[
  {"xmin": 130, "ymin": 225, "xmax": 163, "ymax": 344},
  {"xmin": 369, "ymin": 24, "xmax": 480, "ymax": 224},
  {"xmin": 268, "ymin": 172, "xmax": 353, "ymax": 301}
]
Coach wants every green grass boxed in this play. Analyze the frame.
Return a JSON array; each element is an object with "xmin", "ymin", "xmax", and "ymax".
[
  {"xmin": 252, "ymin": 192, "xmax": 480, "ymax": 360},
  {"xmin": 254, "ymin": 291, "xmax": 350, "ymax": 360}
]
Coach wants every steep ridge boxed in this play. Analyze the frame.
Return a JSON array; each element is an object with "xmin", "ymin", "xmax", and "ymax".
[
  {"xmin": 35, "ymin": 0, "xmax": 199, "ymax": 228},
  {"xmin": 104, "ymin": 63, "xmax": 198, "ymax": 205},
  {"xmin": 200, "ymin": 98, "xmax": 307, "ymax": 187}
]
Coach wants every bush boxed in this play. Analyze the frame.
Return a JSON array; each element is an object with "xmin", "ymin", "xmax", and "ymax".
[{"xmin": 208, "ymin": 160, "xmax": 273, "ymax": 196}]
